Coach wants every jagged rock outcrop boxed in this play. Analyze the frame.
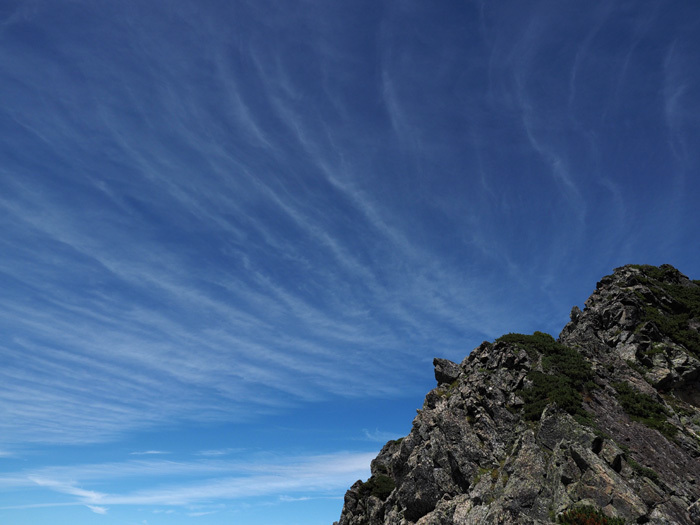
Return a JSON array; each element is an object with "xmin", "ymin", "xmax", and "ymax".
[{"xmin": 334, "ymin": 264, "xmax": 700, "ymax": 524}]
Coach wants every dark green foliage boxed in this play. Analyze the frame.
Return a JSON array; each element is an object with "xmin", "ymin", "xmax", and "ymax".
[
  {"xmin": 374, "ymin": 463, "xmax": 389, "ymax": 475},
  {"xmin": 629, "ymin": 264, "xmax": 676, "ymax": 282},
  {"xmin": 642, "ymin": 344, "xmax": 665, "ymax": 357},
  {"xmin": 358, "ymin": 474, "xmax": 395, "ymax": 500},
  {"xmin": 497, "ymin": 331, "xmax": 562, "ymax": 360},
  {"xmin": 627, "ymin": 457, "xmax": 660, "ymax": 484},
  {"xmin": 521, "ymin": 371, "xmax": 589, "ymax": 422},
  {"xmin": 501, "ymin": 332, "xmax": 594, "ymax": 421},
  {"xmin": 558, "ymin": 505, "xmax": 625, "ymax": 524},
  {"xmin": 625, "ymin": 358, "xmax": 646, "ymax": 376},
  {"xmin": 664, "ymin": 395, "xmax": 696, "ymax": 418},
  {"xmin": 613, "ymin": 382, "xmax": 676, "ymax": 438},
  {"xmin": 540, "ymin": 347, "xmax": 594, "ymax": 389},
  {"xmin": 642, "ymin": 305, "xmax": 700, "ymax": 356},
  {"xmin": 629, "ymin": 265, "xmax": 700, "ymax": 356},
  {"xmin": 619, "ymin": 442, "xmax": 660, "ymax": 483}
]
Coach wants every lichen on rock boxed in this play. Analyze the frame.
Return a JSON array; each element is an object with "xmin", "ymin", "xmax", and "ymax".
[{"xmin": 334, "ymin": 264, "xmax": 700, "ymax": 525}]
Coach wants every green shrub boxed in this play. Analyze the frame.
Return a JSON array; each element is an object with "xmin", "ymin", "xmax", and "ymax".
[
  {"xmin": 521, "ymin": 371, "xmax": 589, "ymax": 422},
  {"xmin": 500, "ymin": 332, "xmax": 593, "ymax": 421},
  {"xmin": 618, "ymin": 444, "xmax": 660, "ymax": 484},
  {"xmin": 629, "ymin": 264, "xmax": 675, "ymax": 282},
  {"xmin": 626, "ymin": 457, "xmax": 660, "ymax": 484},
  {"xmin": 629, "ymin": 265, "xmax": 700, "ymax": 356},
  {"xmin": 625, "ymin": 359, "xmax": 647, "ymax": 375},
  {"xmin": 558, "ymin": 505, "xmax": 625, "ymax": 524},
  {"xmin": 358, "ymin": 474, "xmax": 395, "ymax": 500},
  {"xmin": 642, "ymin": 305, "xmax": 700, "ymax": 356},
  {"xmin": 497, "ymin": 331, "xmax": 564, "ymax": 360},
  {"xmin": 613, "ymin": 382, "xmax": 676, "ymax": 438},
  {"xmin": 663, "ymin": 395, "xmax": 696, "ymax": 418}
]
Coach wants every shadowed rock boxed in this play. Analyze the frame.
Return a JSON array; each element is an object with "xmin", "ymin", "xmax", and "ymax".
[{"xmin": 334, "ymin": 264, "xmax": 700, "ymax": 525}]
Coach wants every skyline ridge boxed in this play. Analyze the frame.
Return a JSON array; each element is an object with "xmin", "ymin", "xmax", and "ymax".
[{"xmin": 2, "ymin": 1, "xmax": 699, "ymax": 524}]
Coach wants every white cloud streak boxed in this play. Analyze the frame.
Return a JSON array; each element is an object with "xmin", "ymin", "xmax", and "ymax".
[
  {"xmin": 0, "ymin": 13, "xmax": 515, "ymax": 444},
  {"xmin": 0, "ymin": 451, "xmax": 375, "ymax": 510},
  {"xmin": 361, "ymin": 429, "xmax": 403, "ymax": 443},
  {"xmin": 2, "ymin": 0, "xmax": 696, "ymax": 457}
]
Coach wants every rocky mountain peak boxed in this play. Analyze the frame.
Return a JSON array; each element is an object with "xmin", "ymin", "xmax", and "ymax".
[
  {"xmin": 561, "ymin": 264, "xmax": 700, "ymax": 392},
  {"xmin": 334, "ymin": 264, "xmax": 700, "ymax": 525}
]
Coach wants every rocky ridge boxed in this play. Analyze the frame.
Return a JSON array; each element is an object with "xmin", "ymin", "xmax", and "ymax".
[{"xmin": 334, "ymin": 264, "xmax": 700, "ymax": 524}]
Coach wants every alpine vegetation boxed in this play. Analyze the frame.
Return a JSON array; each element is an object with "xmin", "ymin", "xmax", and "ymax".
[{"xmin": 335, "ymin": 265, "xmax": 700, "ymax": 525}]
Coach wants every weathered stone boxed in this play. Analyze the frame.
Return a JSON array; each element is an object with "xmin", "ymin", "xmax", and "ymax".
[
  {"xmin": 599, "ymin": 440, "xmax": 625, "ymax": 472},
  {"xmin": 639, "ymin": 477, "xmax": 665, "ymax": 506},
  {"xmin": 537, "ymin": 407, "xmax": 591, "ymax": 451},
  {"xmin": 335, "ymin": 265, "xmax": 700, "ymax": 525},
  {"xmin": 689, "ymin": 498, "xmax": 700, "ymax": 524},
  {"xmin": 433, "ymin": 358, "xmax": 461, "ymax": 386}
]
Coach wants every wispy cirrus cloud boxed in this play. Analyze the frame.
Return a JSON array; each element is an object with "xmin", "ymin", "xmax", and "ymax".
[
  {"xmin": 2, "ymin": 0, "xmax": 699, "ymax": 463},
  {"xmin": 0, "ymin": 5, "xmax": 525, "ymax": 446},
  {"xmin": 0, "ymin": 451, "xmax": 375, "ymax": 510},
  {"xmin": 361, "ymin": 429, "xmax": 403, "ymax": 443},
  {"xmin": 195, "ymin": 448, "xmax": 242, "ymax": 457}
]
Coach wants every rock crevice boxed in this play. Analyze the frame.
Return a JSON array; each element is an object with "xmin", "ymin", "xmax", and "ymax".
[{"xmin": 334, "ymin": 264, "xmax": 700, "ymax": 524}]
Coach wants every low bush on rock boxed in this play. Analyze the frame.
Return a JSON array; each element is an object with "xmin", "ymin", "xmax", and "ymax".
[
  {"xmin": 613, "ymin": 381, "xmax": 676, "ymax": 438},
  {"xmin": 630, "ymin": 264, "xmax": 700, "ymax": 356},
  {"xmin": 358, "ymin": 474, "xmax": 395, "ymax": 501},
  {"xmin": 498, "ymin": 332, "xmax": 594, "ymax": 421},
  {"xmin": 497, "ymin": 331, "xmax": 564, "ymax": 359},
  {"xmin": 558, "ymin": 505, "xmax": 625, "ymax": 524}
]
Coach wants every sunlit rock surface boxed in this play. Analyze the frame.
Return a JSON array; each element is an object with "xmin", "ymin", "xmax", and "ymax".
[{"xmin": 334, "ymin": 264, "xmax": 700, "ymax": 524}]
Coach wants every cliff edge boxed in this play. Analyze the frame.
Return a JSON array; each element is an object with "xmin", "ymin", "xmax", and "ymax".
[{"xmin": 334, "ymin": 264, "xmax": 700, "ymax": 524}]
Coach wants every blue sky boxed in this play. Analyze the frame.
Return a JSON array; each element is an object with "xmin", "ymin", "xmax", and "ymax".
[{"xmin": 1, "ymin": 1, "xmax": 699, "ymax": 524}]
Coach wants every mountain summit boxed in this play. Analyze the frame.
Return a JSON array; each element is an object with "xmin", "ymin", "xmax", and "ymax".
[{"xmin": 334, "ymin": 264, "xmax": 700, "ymax": 524}]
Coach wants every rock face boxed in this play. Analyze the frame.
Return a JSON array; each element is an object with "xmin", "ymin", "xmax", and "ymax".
[{"xmin": 334, "ymin": 264, "xmax": 700, "ymax": 524}]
